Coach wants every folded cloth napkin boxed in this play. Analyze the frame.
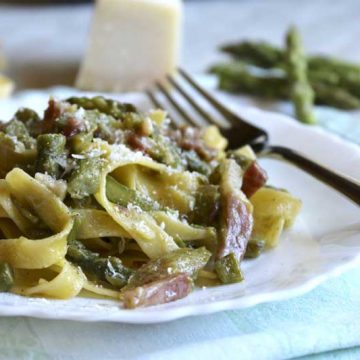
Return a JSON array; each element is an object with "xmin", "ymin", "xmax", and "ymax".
[{"xmin": 0, "ymin": 266, "xmax": 359, "ymax": 360}]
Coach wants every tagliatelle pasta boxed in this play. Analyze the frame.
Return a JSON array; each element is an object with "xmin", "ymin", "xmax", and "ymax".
[
  {"xmin": 95, "ymin": 151, "xmax": 180, "ymax": 259},
  {"xmin": 13, "ymin": 260, "xmax": 86, "ymax": 299},
  {"xmin": 0, "ymin": 169, "xmax": 72, "ymax": 270},
  {"xmin": 0, "ymin": 96, "xmax": 301, "ymax": 308},
  {"xmin": 75, "ymin": 209, "xmax": 130, "ymax": 240}
]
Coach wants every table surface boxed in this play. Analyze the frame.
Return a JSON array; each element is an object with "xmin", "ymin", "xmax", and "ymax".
[
  {"xmin": 2, "ymin": 0, "xmax": 360, "ymax": 90},
  {"xmin": 0, "ymin": 1, "xmax": 360, "ymax": 360}
]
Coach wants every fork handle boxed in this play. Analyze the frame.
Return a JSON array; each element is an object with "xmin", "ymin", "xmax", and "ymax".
[{"xmin": 261, "ymin": 145, "xmax": 360, "ymax": 206}]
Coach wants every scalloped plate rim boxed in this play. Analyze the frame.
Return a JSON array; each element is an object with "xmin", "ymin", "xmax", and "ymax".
[{"xmin": 0, "ymin": 85, "xmax": 359, "ymax": 324}]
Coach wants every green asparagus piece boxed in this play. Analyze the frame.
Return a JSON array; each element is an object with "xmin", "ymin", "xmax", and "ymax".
[
  {"xmin": 106, "ymin": 175, "xmax": 160, "ymax": 211},
  {"xmin": 82, "ymin": 109, "xmax": 122, "ymax": 144},
  {"xmin": 122, "ymin": 111, "xmax": 185, "ymax": 170},
  {"xmin": 211, "ymin": 62, "xmax": 360, "ymax": 110},
  {"xmin": 67, "ymin": 157, "xmax": 103, "ymax": 199},
  {"xmin": 285, "ymin": 27, "xmax": 316, "ymax": 124},
  {"xmin": 126, "ymin": 247, "xmax": 211, "ymax": 289},
  {"xmin": 0, "ymin": 262, "xmax": 14, "ymax": 292},
  {"xmin": 66, "ymin": 240, "xmax": 133, "ymax": 288},
  {"xmin": 122, "ymin": 112, "xmax": 147, "ymax": 133},
  {"xmin": 215, "ymin": 252, "xmax": 244, "ymax": 284},
  {"xmin": 191, "ymin": 184, "xmax": 220, "ymax": 226},
  {"xmin": 228, "ymin": 151, "xmax": 254, "ymax": 171},
  {"xmin": 3, "ymin": 120, "xmax": 36, "ymax": 149},
  {"xmin": 244, "ymin": 240, "xmax": 266, "ymax": 259},
  {"xmin": 68, "ymin": 132, "xmax": 94, "ymax": 154},
  {"xmin": 126, "ymin": 127, "xmax": 184, "ymax": 169},
  {"xmin": 67, "ymin": 96, "xmax": 137, "ymax": 120},
  {"xmin": 36, "ymin": 134, "xmax": 67, "ymax": 178},
  {"xmin": 183, "ymin": 150, "xmax": 212, "ymax": 176},
  {"xmin": 0, "ymin": 132, "xmax": 36, "ymax": 178},
  {"xmin": 15, "ymin": 108, "xmax": 40, "ymax": 123},
  {"xmin": 150, "ymin": 132, "xmax": 184, "ymax": 169},
  {"xmin": 14, "ymin": 108, "xmax": 41, "ymax": 137}
]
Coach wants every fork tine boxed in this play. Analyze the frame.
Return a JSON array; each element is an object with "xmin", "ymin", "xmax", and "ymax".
[
  {"xmin": 166, "ymin": 74, "xmax": 225, "ymax": 128},
  {"xmin": 178, "ymin": 68, "xmax": 241, "ymax": 125},
  {"xmin": 146, "ymin": 88, "xmax": 181, "ymax": 127},
  {"xmin": 145, "ymin": 89, "xmax": 163, "ymax": 109},
  {"xmin": 155, "ymin": 81, "xmax": 199, "ymax": 127}
]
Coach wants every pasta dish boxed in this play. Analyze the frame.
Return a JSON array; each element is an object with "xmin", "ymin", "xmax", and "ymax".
[{"xmin": 0, "ymin": 97, "xmax": 301, "ymax": 308}]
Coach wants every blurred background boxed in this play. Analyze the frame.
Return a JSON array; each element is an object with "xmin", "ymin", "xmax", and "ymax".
[{"xmin": 1, "ymin": 0, "xmax": 360, "ymax": 90}]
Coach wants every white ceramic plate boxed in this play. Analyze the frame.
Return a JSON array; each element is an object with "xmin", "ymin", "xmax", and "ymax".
[{"xmin": 0, "ymin": 86, "xmax": 359, "ymax": 324}]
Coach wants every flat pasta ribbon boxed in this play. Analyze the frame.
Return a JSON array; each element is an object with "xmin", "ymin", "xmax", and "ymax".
[
  {"xmin": 0, "ymin": 179, "xmax": 34, "ymax": 235},
  {"xmin": 13, "ymin": 260, "xmax": 86, "ymax": 299},
  {"xmin": 74, "ymin": 209, "xmax": 130, "ymax": 239},
  {"xmin": 0, "ymin": 168, "xmax": 72, "ymax": 269},
  {"xmin": 95, "ymin": 145, "xmax": 181, "ymax": 259},
  {"xmin": 152, "ymin": 212, "xmax": 216, "ymax": 241},
  {"xmin": 0, "ymin": 133, "xmax": 36, "ymax": 179}
]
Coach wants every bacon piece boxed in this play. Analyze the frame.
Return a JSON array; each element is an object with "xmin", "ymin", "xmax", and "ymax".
[
  {"xmin": 125, "ymin": 132, "xmax": 152, "ymax": 154},
  {"xmin": 168, "ymin": 126, "xmax": 218, "ymax": 161},
  {"xmin": 41, "ymin": 99, "xmax": 60, "ymax": 134},
  {"xmin": 122, "ymin": 273, "xmax": 193, "ymax": 309},
  {"xmin": 217, "ymin": 159, "xmax": 254, "ymax": 262},
  {"xmin": 62, "ymin": 117, "xmax": 84, "ymax": 138},
  {"xmin": 218, "ymin": 193, "xmax": 253, "ymax": 261},
  {"xmin": 242, "ymin": 161, "xmax": 268, "ymax": 198}
]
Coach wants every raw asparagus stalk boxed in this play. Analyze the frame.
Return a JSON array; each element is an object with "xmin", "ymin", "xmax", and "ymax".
[
  {"xmin": 285, "ymin": 27, "xmax": 316, "ymax": 124},
  {"xmin": 211, "ymin": 62, "xmax": 288, "ymax": 98},
  {"xmin": 221, "ymin": 41, "xmax": 284, "ymax": 69},
  {"xmin": 222, "ymin": 41, "xmax": 360, "ymax": 75},
  {"xmin": 311, "ymin": 82, "xmax": 360, "ymax": 109},
  {"xmin": 221, "ymin": 41, "xmax": 360, "ymax": 98},
  {"xmin": 211, "ymin": 62, "xmax": 360, "ymax": 110}
]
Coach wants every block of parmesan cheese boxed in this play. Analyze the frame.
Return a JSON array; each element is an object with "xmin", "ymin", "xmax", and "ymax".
[
  {"xmin": 76, "ymin": 0, "xmax": 182, "ymax": 92},
  {"xmin": 0, "ymin": 44, "xmax": 6, "ymax": 71},
  {"xmin": 0, "ymin": 74, "xmax": 14, "ymax": 99}
]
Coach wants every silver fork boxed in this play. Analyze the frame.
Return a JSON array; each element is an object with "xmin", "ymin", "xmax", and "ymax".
[{"xmin": 146, "ymin": 68, "xmax": 360, "ymax": 206}]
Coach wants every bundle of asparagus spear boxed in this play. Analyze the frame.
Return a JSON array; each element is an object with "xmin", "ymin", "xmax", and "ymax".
[{"xmin": 210, "ymin": 26, "xmax": 360, "ymax": 124}]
